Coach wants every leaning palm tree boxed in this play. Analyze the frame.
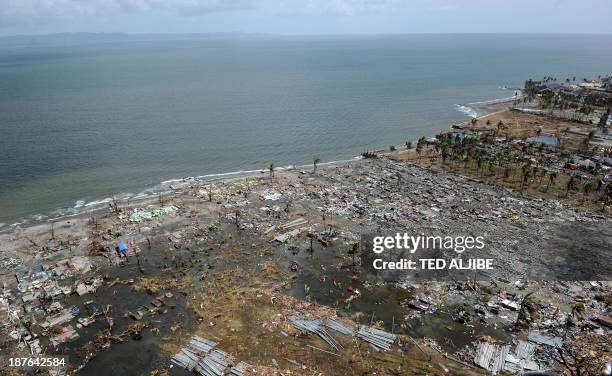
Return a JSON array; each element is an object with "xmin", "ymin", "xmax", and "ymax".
[{"xmin": 313, "ymin": 158, "xmax": 320, "ymax": 173}]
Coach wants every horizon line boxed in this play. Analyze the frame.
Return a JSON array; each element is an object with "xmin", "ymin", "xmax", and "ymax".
[{"xmin": 2, "ymin": 31, "xmax": 612, "ymax": 38}]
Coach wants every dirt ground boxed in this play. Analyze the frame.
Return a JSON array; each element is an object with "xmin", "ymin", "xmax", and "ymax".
[{"xmin": 456, "ymin": 110, "xmax": 597, "ymax": 151}]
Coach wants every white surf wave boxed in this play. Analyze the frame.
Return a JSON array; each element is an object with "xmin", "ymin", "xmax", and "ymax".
[{"xmin": 455, "ymin": 104, "xmax": 480, "ymax": 118}]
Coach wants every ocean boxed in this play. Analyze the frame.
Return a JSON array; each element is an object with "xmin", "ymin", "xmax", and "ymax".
[{"xmin": 1, "ymin": 34, "xmax": 611, "ymax": 227}]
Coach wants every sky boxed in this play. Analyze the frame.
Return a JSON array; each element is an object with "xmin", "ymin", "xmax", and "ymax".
[{"xmin": 0, "ymin": 0, "xmax": 611, "ymax": 36}]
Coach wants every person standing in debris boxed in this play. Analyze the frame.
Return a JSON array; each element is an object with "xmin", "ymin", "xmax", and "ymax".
[{"xmin": 116, "ymin": 242, "xmax": 129, "ymax": 261}]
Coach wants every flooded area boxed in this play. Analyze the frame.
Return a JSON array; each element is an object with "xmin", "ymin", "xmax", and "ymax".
[{"xmin": 526, "ymin": 135, "xmax": 559, "ymax": 145}]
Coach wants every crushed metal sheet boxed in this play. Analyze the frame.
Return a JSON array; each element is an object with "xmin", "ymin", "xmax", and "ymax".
[
  {"xmin": 230, "ymin": 361, "xmax": 252, "ymax": 376},
  {"xmin": 273, "ymin": 229, "xmax": 300, "ymax": 243},
  {"xmin": 195, "ymin": 348, "xmax": 236, "ymax": 376},
  {"xmin": 189, "ymin": 335, "xmax": 217, "ymax": 355},
  {"xmin": 290, "ymin": 316, "xmax": 342, "ymax": 351},
  {"xmin": 474, "ymin": 341, "xmax": 510, "ymax": 375},
  {"xmin": 356, "ymin": 326, "xmax": 396, "ymax": 352},
  {"xmin": 528, "ymin": 331, "xmax": 563, "ymax": 348},
  {"xmin": 325, "ymin": 319, "xmax": 354, "ymax": 336},
  {"xmin": 171, "ymin": 348, "xmax": 200, "ymax": 372}
]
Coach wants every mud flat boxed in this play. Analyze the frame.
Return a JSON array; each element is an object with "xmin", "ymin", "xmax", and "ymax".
[{"xmin": 1, "ymin": 156, "xmax": 611, "ymax": 375}]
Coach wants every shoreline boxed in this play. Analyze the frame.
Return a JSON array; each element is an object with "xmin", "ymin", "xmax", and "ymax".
[
  {"xmin": 0, "ymin": 156, "xmax": 364, "ymax": 234},
  {"xmin": 455, "ymin": 94, "xmax": 522, "ymax": 119},
  {"xmin": 0, "ymin": 94, "xmax": 516, "ymax": 233}
]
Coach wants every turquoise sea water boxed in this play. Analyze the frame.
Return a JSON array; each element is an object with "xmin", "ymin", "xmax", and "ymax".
[{"xmin": 1, "ymin": 34, "xmax": 611, "ymax": 226}]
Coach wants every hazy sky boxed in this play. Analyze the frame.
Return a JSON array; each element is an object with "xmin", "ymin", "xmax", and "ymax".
[{"xmin": 1, "ymin": 0, "xmax": 611, "ymax": 36}]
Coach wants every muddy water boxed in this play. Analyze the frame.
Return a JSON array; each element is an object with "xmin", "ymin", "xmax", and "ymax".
[
  {"xmin": 284, "ymin": 240, "xmax": 510, "ymax": 352},
  {"xmin": 63, "ymin": 221, "xmax": 264, "ymax": 375},
  {"xmin": 52, "ymin": 236, "xmax": 198, "ymax": 375},
  {"xmin": 69, "ymin": 286, "xmax": 195, "ymax": 376}
]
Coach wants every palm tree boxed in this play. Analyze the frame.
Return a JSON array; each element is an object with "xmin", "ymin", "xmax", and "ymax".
[
  {"xmin": 416, "ymin": 138, "xmax": 425, "ymax": 162},
  {"xmin": 582, "ymin": 181, "xmax": 594, "ymax": 203},
  {"xmin": 503, "ymin": 165, "xmax": 512, "ymax": 181},
  {"xmin": 545, "ymin": 171, "xmax": 557, "ymax": 192},
  {"xmin": 524, "ymin": 79, "xmax": 540, "ymax": 102},
  {"xmin": 313, "ymin": 158, "xmax": 320, "ymax": 173},
  {"xmin": 517, "ymin": 292, "xmax": 538, "ymax": 327},
  {"xmin": 234, "ymin": 209, "xmax": 240, "ymax": 229},
  {"xmin": 441, "ymin": 145, "xmax": 449, "ymax": 166},
  {"xmin": 487, "ymin": 158, "xmax": 496, "ymax": 177},
  {"xmin": 537, "ymin": 168, "xmax": 546, "ymax": 185},
  {"xmin": 587, "ymin": 130, "xmax": 596, "ymax": 141},
  {"xmin": 476, "ymin": 156, "xmax": 483, "ymax": 175},
  {"xmin": 520, "ymin": 166, "xmax": 531, "ymax": 193},
  {"xmin": 269, "ymin": 163, "xmax": 274, "ymax": 180},
  {"xmin": 601, "ymin": 184, "xmax": 612, "ymax": 212},
  {"xmin": 565, "ymin": 175, "xmax": 577, "ymax": 197},
  {"xmin": 348, "ymin": 242, "xmax": 359, "ymax": 267},
  {"xmin": 460, "ymin": 150, "xmax": 468, "ymax": 169},
  {"xmin": 433, "ymin": 142, "xmax": 440, "ymax": 155}
]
